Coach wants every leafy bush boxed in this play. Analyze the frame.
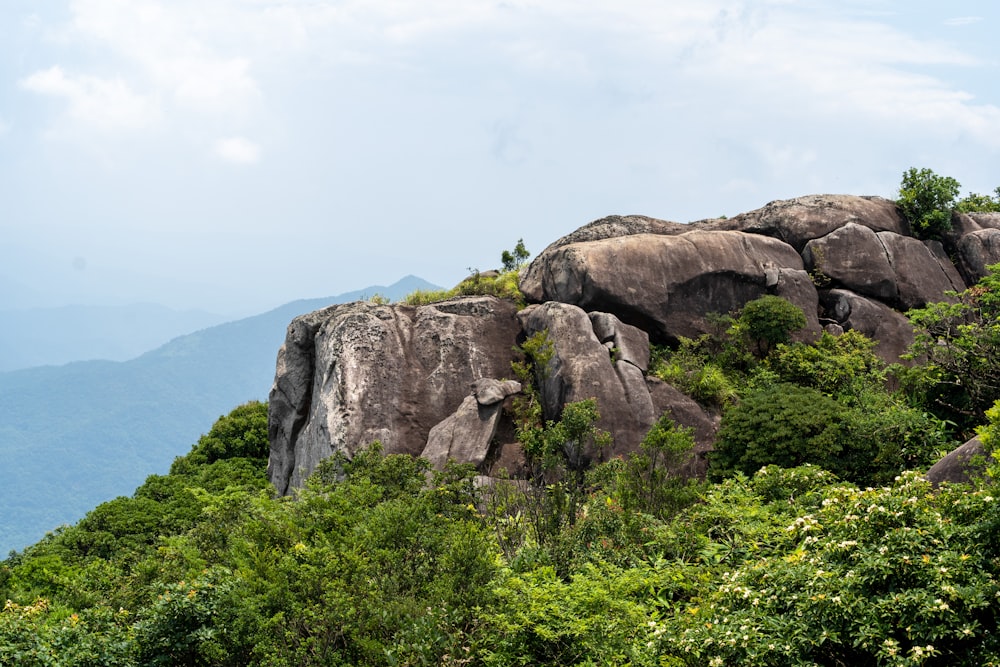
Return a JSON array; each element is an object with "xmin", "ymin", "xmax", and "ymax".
[
  {"xmin": 904, "ymin": 265, "xmax": 1000, "ymax": 434},
  {"xmin": 733, "ymin": 295, "xmax": 807, "ymax": 357},
  {"xmin": 171, "ymin": 401, "xmax": 269, "ymax": 472},
  {"xmin": 710, "ymin": 383, "xmax": 848, "ymax": 481},
  {"xmin": 403, "ymin": 268, "xmax": 524, "ymax": 306},
  {"xmin": 711, "ymin": 381, "xmax": 951, "ymax": 486},
  {"xmin": 614, "ymin": 415, "xmax": 704, "ymax": 519},
  {"xmin": 769, "ymin": 329, "xmax": 883, "ymax": 396},
  {"xmin": 650, "ymin": 340, "xmax": 740, "ymax": 408},
  {"xmin": 956, "ymin": 187, "xmax": 1000, "ymax": 213},
  {"xmin": 897, "ymin": 167, "xmax": 961, "ymax": 239},
  {"xmin": 666, "ymin": 472, "xmax": 1000, "ymax": 666},
  {"xmin": 481, "ymin": 563, "xmax": 679, "ymax": 667}
]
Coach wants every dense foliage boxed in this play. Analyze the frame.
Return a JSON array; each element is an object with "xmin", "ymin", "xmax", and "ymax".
[
  {"xmin": 8, "ymin": 271, "xmax": 1000, "ymax": 665},
  {"xmin": 901, "ymin": 264, "xmax": 1000, "ymax": 435},
  {"xmin": 896, "ymin": 167, "xmax": 1000, "ymax": 239},
  {"xmin": 897, "ymin": 167, "xmax": 961, "ymax": 239}
]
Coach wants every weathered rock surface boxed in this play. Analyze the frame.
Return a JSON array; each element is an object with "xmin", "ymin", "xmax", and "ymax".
[
  {"xmin": 420, "ymin": 379, "xmax": 521, "ymax": 470},
  {"xmin": 522, "ymin": 229, "xmax": 816, "ymax": 344},
  {"xmin": 646, "ymin": 377, "xmax": 719, "ymax": 478},
  {"xmin": 722, "ymin": 194, "xmax": 907, "ymax": 251},
  {"xmin": 925, "ymin": 437, "xmax": 988, "ymax": 487},
  {"xmin": 268, "ymin": 296, "xmax": 521, "ymax": 495},
  {"xmin": 803, "ymin": 223, "xmax": 897, "ymax": 303},
  {"xmin": 519, "ymin": 302, "xmax": 657, "ymax": 458},
  {"xmin": 820, "ymin": 289, "xmax": 914, "ymax": 363},
  {"xmin": 956, "ymin": 228, "xmax": 1000, "ymax": 284},
  {"xmin": 877, "ymin": 234, "xmax": 965, "ymax": 310}
]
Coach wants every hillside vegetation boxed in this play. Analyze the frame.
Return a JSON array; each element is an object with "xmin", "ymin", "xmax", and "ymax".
[{"xmin": 6, "ymin": 261, "xmax": 1000, "ymax": 666}]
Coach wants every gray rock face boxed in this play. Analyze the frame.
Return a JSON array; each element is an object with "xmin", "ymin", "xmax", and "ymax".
[
  {"xmin": 267, "ymin": 296, "xmax": 521, "ymax": 495},
  {"xmin": 925, "ymin": 437, "xmax": 988, "ymax": 487},
  {"xmin": 957, "ymin": 228, "xmax": 1000, "ymax": 284},
  {"xmin": 877, "ymin": 234, "xmax": 965, "ymax": 310},
  {"xmin": 522, "ymin": 229, "xmax": 814, "ymax": 344},
  {"xmin": 420, "ymin": 379, "xmax": 521, "ymax": 470},
  {"xmin": 803, "ymin": 223, "xmax": 896, "ymax": 303},
  {"xmin": 533, "ymin": 214, "xmax": 689, "ymax": 251},
  {"xmin": 725, "ymin": 194, "xmax": 906, "ymax": 252},
  {"xmin": 518, "ymin": 302, "xmax": 657, "ymax": 457},
  {"xmin": 821, "ymin": 289, "xmax": 914, "ymax": 363}
]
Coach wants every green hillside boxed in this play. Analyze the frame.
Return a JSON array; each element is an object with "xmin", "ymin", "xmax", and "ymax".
[{"xmin": 0, "ymin": 276, "xmax": 440, "ymax": 554}]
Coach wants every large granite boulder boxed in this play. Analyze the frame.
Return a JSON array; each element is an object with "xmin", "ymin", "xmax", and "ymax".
[
  {"xmin": 876, "ymin": 234, "xmax": 965, "ymax": 309},
  {"xmin": 521, "ymin": 229, "xmax": 817, "ymax": 344},
  {"xmin": 723, "ymin": 194, "xmax": 907, "ymax": 252},
  {"xmin": 803, "ymin": 223, "xmax": 897, "ymax": 303},
  {"xmin": 956, "ymin": 228, "xmax": 1000, "ymax": 284},
  {"xmin": 267, "ymin": 296, "xmax": 521, "ymax": 495}
]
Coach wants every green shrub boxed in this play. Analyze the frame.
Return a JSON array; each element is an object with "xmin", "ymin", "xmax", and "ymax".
[
  {"xmin": 666, "ymin": 472, "xmax": 1000, "ymax": 666},
  {"xmin": 402, "ymin": 269, "xmax": 525, "ymax": 306},
  {"xmin": 733, "ymin": 295, "xmax": 807, "ymax": 357},
  {"xmin": 897, "ymin": 167, "xmax": 961, "ymax": 239},
  {"xmin": 614, "ymin": 415, "xmax": 704, "ymax": 519},
  {"xmin": 171, "ymin": 401, "xmax": 269, "ymax": 472},
  {"xmin": 769, "ymin": 329, "xmax": 882, "ymax": 396},
  {"xmin": 956, "ymin": 187, "xmax": 1000, "ymax": 213},
  {"xmin": 710, "ymin": 383, "xmax": 847, "ymax": 481}
]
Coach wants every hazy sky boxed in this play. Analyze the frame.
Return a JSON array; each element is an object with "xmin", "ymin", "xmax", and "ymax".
[{"xmin": 2, "ymin": 0, "xmax": 998, "ymax": 316}]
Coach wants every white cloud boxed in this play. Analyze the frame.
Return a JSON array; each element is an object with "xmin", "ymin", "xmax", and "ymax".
[
  {"xmin": 213, "ymin": 136, "xmax": 261, "ymax": 165},
  {"xmin": 19, "ymin": 66, "xmax": 160, "ymax": 131},
  {"xmin": 0, "ymin": 116, "xmax": 9, "ymax": 136},
  {"xmin": 945, "ymin": 16, "xmax": 983, "ymax": 27}
]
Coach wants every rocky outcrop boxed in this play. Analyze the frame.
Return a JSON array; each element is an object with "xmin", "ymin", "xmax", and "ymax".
[
  {"xmin": 721, "ymin": 194, "xmax": 906, "ymax": 251},
  {"xmin": 877, "ymin": 234, "xmax": 965, "ymax": 310},
  {"xmin": 269, "ymin": 193, "xmax": 992, "ymax": 495},
  {"xmin": 820, "ymin": 289, "xmax": 914, "ymax": 362},
  {"xmin": 925, "ymin": 437, "xmax": 988, "ymax": 486},
  {"xmin": 956, "ymin": 229, "xmax": 1000, "ymax": 284},
  {"xmin": 267, "ymin": 296, "xmax": 521, "ymax": 495},
  {"xmin": 521, "ymin": 229, "xmax": 816, "ymax": 344},
  {"xmin": 803, "ymin": 223, "xmax": 896, "ymax": 302}
]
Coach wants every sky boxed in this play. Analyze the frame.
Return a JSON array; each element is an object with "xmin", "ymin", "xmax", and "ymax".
[{"xmin": 1, "ymin": 0, "xmax": 998, "ymax": 317}]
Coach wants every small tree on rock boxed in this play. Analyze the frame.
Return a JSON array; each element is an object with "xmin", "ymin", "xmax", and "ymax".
[{"xmin": 897, "ymin": 167, "xmax": 961, "ymax": 239}]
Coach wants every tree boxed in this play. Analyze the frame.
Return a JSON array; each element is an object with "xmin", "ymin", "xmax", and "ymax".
[
  {"xmin": 897, "ymin": 167, "xmax": 961, "ymax": 239},
  {"xmin": 170, "ymin": 401, "xmax": 269, "ymax": 473},
  {"xmin": 615, "ymin": 415, "xmax": 702, "ymax": 519},
  {"xmin": 904, "ymin": 264, "xmax": 1000, "ymax": 432},
  {"xmin": 956, "ymin": 189, "xmax": 1000, "ymax": 213},
  {"xmin": 733, "ymin": 295, "xmax": 807, "ymax": 357},
  {"xmin": 501, "ymin": 239, "xmax": 531, "ymax": 272}
]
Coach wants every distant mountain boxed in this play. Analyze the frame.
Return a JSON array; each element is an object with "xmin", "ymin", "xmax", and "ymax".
[
  {"xmin": 0, "ymin": 275, "xmax": 440, "ymax": 554},
  {"xmin": 0, "ymin": 304, "xmax": 229, "ymax": 372}
]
